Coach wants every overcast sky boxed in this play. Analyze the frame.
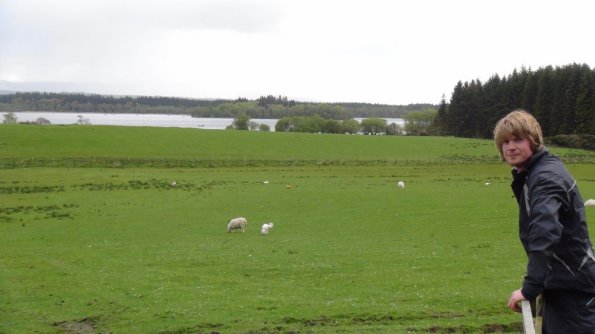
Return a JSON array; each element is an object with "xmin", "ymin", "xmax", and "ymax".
[{"xmin": 1, "ymin": 0, "xmax": 594, "ymax": 105}]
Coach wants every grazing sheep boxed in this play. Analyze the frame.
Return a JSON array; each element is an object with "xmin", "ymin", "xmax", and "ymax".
[
  {"xmin": 397, "ymin": 181, "xmax": 405, "ymax": 189},
  {"xmin": 227, "ymin": 217, "xmax": 248, "ymax": 233},
  {"xmin": 585, "ymin": 199, "xmax": 595, "ymax": 207},
  {"xmin": 261, "ymin": 223, "xmax": 274, "ymax": 235}
]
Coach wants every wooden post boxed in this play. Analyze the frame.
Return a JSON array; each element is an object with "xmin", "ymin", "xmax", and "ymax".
[{"xmin": 521, "ymin": 300, "xmax": 535, "ymax": 334}]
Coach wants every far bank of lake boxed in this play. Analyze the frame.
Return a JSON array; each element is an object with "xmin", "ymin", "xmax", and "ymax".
[{"xmin": 10, "ymin": 111, "xmax": 404, "ymax": 131}]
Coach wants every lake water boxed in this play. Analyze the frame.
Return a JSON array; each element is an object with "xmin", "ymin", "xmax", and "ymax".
[{"xmin": 10, "ymin": 111, "xmax": 403, "ymax": 131}]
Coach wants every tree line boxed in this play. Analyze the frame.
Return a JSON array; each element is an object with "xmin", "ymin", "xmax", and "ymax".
[
  {"xmin": 189, "ymin": 96, "xmax": 433, "ymax": 119},
  {"xmin": 0, "ymin": 92, "xmax": 223, "ymax": 114},
  {"xmin": 434, "ymin": 63, "xmax": 595, "ymax": 139},
  {"xmin": 224, "ymin": 110, "xmax": 436, "ymax": 136},
  {"xmin": 0, "ymin": 92, "xmax": 433, "ymax": 119}
]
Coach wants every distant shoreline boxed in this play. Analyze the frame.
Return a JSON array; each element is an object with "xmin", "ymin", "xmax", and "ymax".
[{"xmin": 10, "ymin": 111, "xmax": 404, "ymax": 132}]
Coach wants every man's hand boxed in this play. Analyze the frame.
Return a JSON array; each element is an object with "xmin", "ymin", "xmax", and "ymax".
[{"xmin": 507, "ymin": 288, "xmax": 526, "ymax": 312}]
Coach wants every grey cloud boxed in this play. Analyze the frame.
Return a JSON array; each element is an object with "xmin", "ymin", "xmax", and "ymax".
[
  {"xmin": 3, "ymin": 0, "xmax": 286, "ymax": 37},
  {"xmin": 53, "ymin": 0, "xmax": 288, "ymax": 34},
  {"xmin": 140, "ymin": 0, "xmax": 287, "ymax": 33}
]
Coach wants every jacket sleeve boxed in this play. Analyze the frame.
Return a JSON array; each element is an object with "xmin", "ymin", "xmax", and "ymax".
[{"xmin": 521, "ymin": 175, "xmax": 566, "ymax": 300}]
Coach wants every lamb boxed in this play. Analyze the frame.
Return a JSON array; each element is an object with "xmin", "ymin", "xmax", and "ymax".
[
  {"xmin": 585, "ymin": 199, "xmax": 595, "ymax": 207},
  {"xmin": 260, "ymin": 223, "xmax": 274, "ymax": 235},
  {"xmin": 397, "ymin": 181, "xmax": 405, "ymax": 189},
  {"xmin": 227, "ymin": 217, "xmax": 248, "ymax": 233}
]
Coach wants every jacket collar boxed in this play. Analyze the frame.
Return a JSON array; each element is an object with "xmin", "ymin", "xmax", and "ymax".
[{"xmin": 523, "ymin": 148, "xmax": 548, "ymax": 172}]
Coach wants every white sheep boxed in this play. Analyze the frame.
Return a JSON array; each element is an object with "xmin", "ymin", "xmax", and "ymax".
[
  {"xmin": 397, "ymin": 181, "xmax": 405, "ymax": 189},
  {"xmin": 585, "ymin": 199, "xmax": 595, "ymax": 207},
  {"xmin": 260, "ymin": 223, "xmax": 274, "ymax": 235},
  {"xmin": 227, "ymin": 217, "xmax": 248, "ymax": 233}
]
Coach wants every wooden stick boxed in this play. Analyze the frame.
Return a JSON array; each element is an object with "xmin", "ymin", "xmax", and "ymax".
[{"xmin": 521, "ymin": 300, "xmax": 536, "ymax": 334}]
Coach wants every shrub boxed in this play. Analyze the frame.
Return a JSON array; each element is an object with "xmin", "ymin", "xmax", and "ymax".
[{"xmin": 546, "ymin": 134, "xmax": 595, "ymax": 150}]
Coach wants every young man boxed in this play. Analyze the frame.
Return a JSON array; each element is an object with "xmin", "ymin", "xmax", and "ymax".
[{"xmin": 493, "ymin": 109, "xmax": 595, "ymax": 333}]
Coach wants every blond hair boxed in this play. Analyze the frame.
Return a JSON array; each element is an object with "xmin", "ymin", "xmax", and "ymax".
[{"xmin": 493, "ymin": 109, "xmax": 544, "ymax": 160}]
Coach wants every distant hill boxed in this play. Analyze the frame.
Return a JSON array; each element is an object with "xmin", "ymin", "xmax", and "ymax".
[{"xmin": 0, "ymin": 90, "xmax": 436, "ymax": 119}]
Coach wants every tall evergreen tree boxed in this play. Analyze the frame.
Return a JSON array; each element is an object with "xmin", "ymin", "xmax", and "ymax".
[
  {"xmin": 558, "ymin": 65, "xmax": 582, "ymax": 134},
  {"xmin": 446, "ymin": 81, "xmax": 467, "ymax": 136},
  {"xmin": 434, "ymin": 95, "xmax": 449, "ymax": 135},
  {"xmin": 575, "ymin": 66, "xmax": 594, "ymax": 134},
  {"xmin": 482, "ymin": 74, "xmax": 507, "ymax": 138},
  {"xmin": 534, "ymin": 66, "xmax": 556, "ymax": 136},
  {"xmin": 467, "ymin": 79, "xmax": 484, "ymax": 138},
  {"xmin": 521, "ymin": 69, "xmax": 539, "ymax": 112}
]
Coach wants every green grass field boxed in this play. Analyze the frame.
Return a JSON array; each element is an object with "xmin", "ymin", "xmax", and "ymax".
[{"xmin": 1, "ymin": 125, "xmax": 594, "ymax": 333}]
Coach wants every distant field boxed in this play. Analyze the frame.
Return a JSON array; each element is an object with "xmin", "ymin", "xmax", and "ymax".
[
  {"xmin": 0, "ymin": 125, "xmax": 502, "ymax": 161},
  {"xmin": 1, "ymin": 125, "xmax": 594, "ymax": 333}
]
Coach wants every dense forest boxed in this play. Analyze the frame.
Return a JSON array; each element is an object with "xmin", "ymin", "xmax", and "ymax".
[
  {"xmin": 0, "ymin": 93, "xmax": 224, "ymax": 114},
  {"xmin": 0, "ymin": 92, "xmax": 433, "ymax": 119},
  {"xmin": 434, "ymin": 63, "xmax": 595, "ymax": 139}
]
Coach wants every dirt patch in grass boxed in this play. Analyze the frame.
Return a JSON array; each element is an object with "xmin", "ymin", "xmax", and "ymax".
[
  {"xmin": 279, "ymin": 313, "xmax": 523, "ymax": 333},
  {"xmin": 52, "ymin": 317, "xmax": 96, "ymax": 334},
  {"xmin": 482, "ymin": 322, "xmax": 523, "ymax": 333},
  {"xmin": 156, "ymin": 322, "xmax": 223, "ymax": 334}
]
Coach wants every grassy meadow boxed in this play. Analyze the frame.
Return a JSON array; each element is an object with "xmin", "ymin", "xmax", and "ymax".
[{"xmin": 1, "ymin": 125, "xmax": 594, "ymax": 334}]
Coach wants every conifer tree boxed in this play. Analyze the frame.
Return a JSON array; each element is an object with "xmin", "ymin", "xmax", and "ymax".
[{"xmin": 574, "ymin": 67, "xmax": 594, "ymax": 134}]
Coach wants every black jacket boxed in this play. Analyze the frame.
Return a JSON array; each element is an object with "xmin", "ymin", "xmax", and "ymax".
[{"xmin": 511, "ymin": 149, "xmax": 595, "ymax": 300}]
